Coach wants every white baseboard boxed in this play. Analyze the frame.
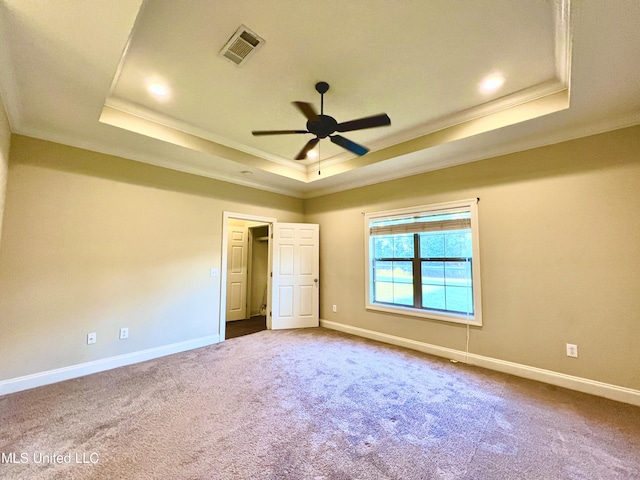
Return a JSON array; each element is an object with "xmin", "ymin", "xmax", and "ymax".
[
  {"xmin": 320, "ymin": 320, "xmax": 640, "ymax": 407},
  {"xmin": 0, "ymin": 335, "xmax": 220, "ymax": 396}
]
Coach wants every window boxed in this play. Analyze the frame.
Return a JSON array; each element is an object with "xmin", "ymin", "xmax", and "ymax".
[{"xmin": 364, "ymin": 199, "xmax": 482, "ymax": 326}]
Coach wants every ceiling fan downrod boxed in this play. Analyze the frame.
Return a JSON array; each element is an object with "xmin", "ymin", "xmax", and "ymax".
[{"xmin": 315, "ymin": 81, "xmax": 329, "ymax": 115}]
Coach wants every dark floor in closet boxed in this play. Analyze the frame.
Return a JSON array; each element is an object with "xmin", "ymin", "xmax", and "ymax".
[{"xmin": 225, "ymin": 316, "xmax": 267, "ymax": 339}]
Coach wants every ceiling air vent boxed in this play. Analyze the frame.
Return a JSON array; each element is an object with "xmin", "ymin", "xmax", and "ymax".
[{"xmin": 219, "ymin": 25, "xmax": 265, "ymax": 66}]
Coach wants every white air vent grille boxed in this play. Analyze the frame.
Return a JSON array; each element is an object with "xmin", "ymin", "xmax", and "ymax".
[{"xmin": 219, "ymin": 25, "xmax": 265, "ymax": 66}]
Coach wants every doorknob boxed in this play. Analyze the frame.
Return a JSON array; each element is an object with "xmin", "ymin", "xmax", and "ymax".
[{"xmin": 314, "ymin": 278, "xmax": 319, "ymax": 287}]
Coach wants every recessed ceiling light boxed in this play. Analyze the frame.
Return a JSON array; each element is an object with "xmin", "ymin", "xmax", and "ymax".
[
  {"xmin": 148, "ymin": 83, "xmax": 169, "ymax": 96},
  {"xmin": 241, "ymin": 170, "xmax": 253, "ymax": 176},
  {"xmin": 307, "ymin": 150, "xmax": 318, "ymax": 158},
  {"xmin": 480, "ymin": 74, "xmax": 505, "ymax": 92}
]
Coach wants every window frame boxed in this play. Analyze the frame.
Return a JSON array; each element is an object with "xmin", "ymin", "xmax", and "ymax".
[{"xmin": 364, "ymin": 198, "xmax": 482, "ymax": 326}]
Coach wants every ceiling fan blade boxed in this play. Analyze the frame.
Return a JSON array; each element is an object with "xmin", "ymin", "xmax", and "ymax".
[
  {"xmin": 330, "ymin": 135, "xmax": 369, "ymax": 156},
  {"xmin": 292, "ymin": 101, "xmax": 319, "ymax": 122},
  {"xmin": 336, "ymin": 113, "xmax": 391, "ymax": 132},
  {"xmin": 294, "ymin": 138, "xmax": 320, "ymax": 160},
  {"xmin": 252, "ymin": 129, "xmax": 309, "ymax": 136}
]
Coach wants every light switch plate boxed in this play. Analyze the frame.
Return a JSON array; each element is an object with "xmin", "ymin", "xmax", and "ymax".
[{"xmin": 566, "ymin": 343, "xmax": 578, "ymax": 358}]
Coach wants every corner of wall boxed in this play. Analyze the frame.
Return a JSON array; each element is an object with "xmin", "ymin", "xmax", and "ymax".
[{"xmin": 0, "ymin": 93, "xmax": 11, "ymax": 249}]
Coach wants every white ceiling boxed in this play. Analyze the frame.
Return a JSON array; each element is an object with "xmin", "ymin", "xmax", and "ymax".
[{"xmin": 1, "ymin": 0, "xmax": 639, "ymax": 198}]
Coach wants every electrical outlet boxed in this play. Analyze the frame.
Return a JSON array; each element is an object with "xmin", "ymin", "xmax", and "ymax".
[
  {"xmin": 332, "ymin": 305, "xmax": 337, "ymax": 313},
  {"xmin": 87, "ymin": 333, "xmax": 96, "ymax": 345},
  {"xmin": 119, "ymin": 327, "xmax": 129, "ymax": 340},
  {"xmin": 566, "ymin": 343, "xmax": 578, "ymax": 358}
]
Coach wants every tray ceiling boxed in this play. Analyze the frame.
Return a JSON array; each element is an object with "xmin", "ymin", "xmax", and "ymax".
[{"xmin": 1, "ymin": 0, "xmax": 639, "ymax": 197}]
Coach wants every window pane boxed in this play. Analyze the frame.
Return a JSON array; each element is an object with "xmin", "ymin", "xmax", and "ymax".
[
  {"xmin": 422, "ymin": 285, "xmax": 445, "ymax": 310},
  {"xmin": 393, "ymin": 282, "xmax": 414, "ymax": 306},
  {"xmin": 374, "ymin": 282, "xmax": 393, "ymax": 304},
  {"xmin": 444, "ymin": 231, "xmax": 472, "ymax": 258},
  {"xmin": 419, "ymin": 233, "xmax": 444, "ymax": 258},
  {"xmin": 444, "ymin": 261, "xmax": 472, "ymax": 285},
  {"xmin": 373, "ymin": 236, "xmax": 393, "ymax": 258},
  {"xmin": 393, "ymin": 235, "xmax": 414, "ymax": 258},
  {"xmin": 374, "ymin": 261, "xmax": 392, "ymax": 281},
  {"xmin": 422, "ymin": 261, "xmax": 444, "ymax": 286},
  {"xmin": 373, "ymin": 261, "xmax": 393, "ymax": 303},
  {"xmin": 444, "ymin": 286, "xmax": 473, "ymax": 314},
  {"xmin": 392, "ymin": 261, "xmax": 413, "ymax": 306},
  {"xmin": 392, "ymin": 261, "xmax": 413, "ymax": 283},
  {"xmin": 422, "ymin": 261, "xmax": 473, "ymax": 314},
  {"xmin": 373, "ymin": 260, "xmax": 413, "ymax": 306},
  {"xmin": 422, "ymin": 261, "xmax": 444, "ymax": 309}
]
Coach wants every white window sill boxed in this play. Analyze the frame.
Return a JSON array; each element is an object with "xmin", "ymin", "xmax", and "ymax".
[{"xmin": 366, "ymin": 303, "xmax": 482, "ymax": 327}]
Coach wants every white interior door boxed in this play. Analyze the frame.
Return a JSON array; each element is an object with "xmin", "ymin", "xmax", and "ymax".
[
  {"xmin": 226, "ymin": 225, "xmax": 248, "ymax": 321},
  {"xmin": 271, "ymin": 223, "xmax": 319, "ymax": 329}
]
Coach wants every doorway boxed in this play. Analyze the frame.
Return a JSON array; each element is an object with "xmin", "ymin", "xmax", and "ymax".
[
  {"xmin": 225, "ymin": 224, "xmax": 270, "ymax": 339},
  {"xmin": 220, "ymin": 213, "xmax": 320, "ymax": 341},
  {"xmin": 221, "ymin": 212, "xmax": 275, "ymax": 341}
]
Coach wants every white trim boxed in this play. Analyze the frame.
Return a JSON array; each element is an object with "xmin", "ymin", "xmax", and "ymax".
[
  {"xmin": 363, "ymin": 304, "xmax": 480, "ymax": 327},
  {"xmin": 0, "ymin": 335, "xmax": 219, "ymax": 396},
  {"xmin": 364, "ymin": 198, "xmax": 479, "ymax": 220},
  {"xmin": 320, "ymin": 320, "xmax": 640, "ymax": 407}
]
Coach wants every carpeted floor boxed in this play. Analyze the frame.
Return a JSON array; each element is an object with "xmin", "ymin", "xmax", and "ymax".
[{"xmin": 1, "ymin": 327, "xmax": 640, "ymax": 479}]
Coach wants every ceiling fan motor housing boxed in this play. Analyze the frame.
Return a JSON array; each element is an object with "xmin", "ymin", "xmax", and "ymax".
[{"xmin": 307, "ymin": 115, "xmax": 337, "ymax": 138}]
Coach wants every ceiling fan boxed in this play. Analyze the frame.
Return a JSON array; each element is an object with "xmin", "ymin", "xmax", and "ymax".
[{"xmin": 252, "ymin": 81, "xmax": 391, "ymax": 160}]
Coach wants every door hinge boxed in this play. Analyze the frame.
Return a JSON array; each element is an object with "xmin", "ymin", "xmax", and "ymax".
[
  {"xmin": 270, "ymin": 272, "xmax": 273, "ymax": 277},
  {"xmin": 269, "ymin": 311, "xmax": 272, "ymax": 317}
]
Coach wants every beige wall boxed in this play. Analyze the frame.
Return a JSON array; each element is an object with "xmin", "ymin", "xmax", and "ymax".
[
  {"xmin": 0, "ymin": 96, "xmax": 10, "ymax": 249},
  {"xmin": 2, "ymin": 127, "xmax": 639, "ymax": 392},
  {"xmin": 0, "ymin": 136, "xmax": 303, "ymax": 380},
  {"xmin": 306, "ymin": 126, "xmax": 640, "ymax": 390}
]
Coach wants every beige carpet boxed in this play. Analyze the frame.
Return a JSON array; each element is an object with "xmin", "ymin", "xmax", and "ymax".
[{"xmin": 1, "ymin": 328, "xmax": 640, "ymax": 479}]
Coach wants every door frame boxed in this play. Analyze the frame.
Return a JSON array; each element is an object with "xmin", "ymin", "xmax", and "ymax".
[{"xmin": 220, "ymin": 212, "xmax": 276, "ymax": 341}]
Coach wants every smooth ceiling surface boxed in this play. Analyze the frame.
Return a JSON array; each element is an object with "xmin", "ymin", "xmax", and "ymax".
[{"xmin": 1, "ymin": 1, "xmax": 639, "ymax": 198}]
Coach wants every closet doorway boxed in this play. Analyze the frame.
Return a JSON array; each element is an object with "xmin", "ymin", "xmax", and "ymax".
[
  {"xmin": 221, "ymin": 213, "xmax": 274, "ymax": 340},
  {"xmin": 220, "ymin": 212, "xmax": 320, "ymax": 340}
]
